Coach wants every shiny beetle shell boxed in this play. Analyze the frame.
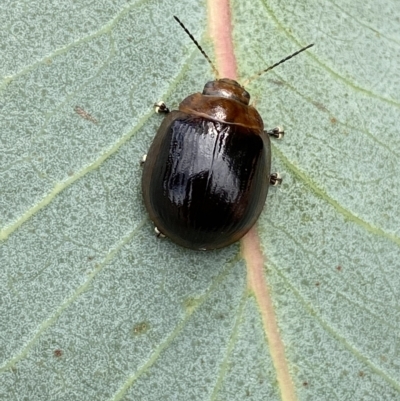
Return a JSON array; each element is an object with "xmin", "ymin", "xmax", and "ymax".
[{"xmin": 142, "ymin": 78, "xmax": 271, "ymax": 250}]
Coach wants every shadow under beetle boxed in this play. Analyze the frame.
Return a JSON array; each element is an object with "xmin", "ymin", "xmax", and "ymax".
[{"xmin": 141, "ymin": 16, "xmax": 313, "ymax": 251}]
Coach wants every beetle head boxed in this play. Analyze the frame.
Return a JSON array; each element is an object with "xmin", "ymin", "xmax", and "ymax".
[{"xmin": 203, "ymin": 79, "xmax": 251, "ymax": 105}]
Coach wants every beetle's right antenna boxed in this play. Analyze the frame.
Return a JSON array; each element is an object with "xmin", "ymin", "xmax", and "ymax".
[{"xmin": 174, "ymin": 16, "xmax": 219, "ymax": 78}]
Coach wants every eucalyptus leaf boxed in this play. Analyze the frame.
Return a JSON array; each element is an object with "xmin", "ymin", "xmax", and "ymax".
[{"xmin": 0, "ymin": 0, "xmax": 399, "ymax": 400}]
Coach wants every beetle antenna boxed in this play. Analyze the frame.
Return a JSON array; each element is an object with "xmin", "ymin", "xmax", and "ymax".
[
  {"xmin": 242, "ymin": 43, "xmax": 314, "ymax": 87},
  {"xmin": 174, "ymin": 16, "xmax": 219, "ymax": 78}
]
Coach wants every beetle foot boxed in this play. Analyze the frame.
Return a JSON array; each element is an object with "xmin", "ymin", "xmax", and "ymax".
[
  {"xmin": 154, "ymin": 101, "xmax": 170, "ymax": 114},
  {"xmin": 266, "ymin": 126, "xmax": 284, "ymax": 139},
  {"xmin": 155, "ymin": 226, "xmax": 166, "ymax": 238},
  {"xmin": 270, "ymin": 173, "xmax": 282, "ymax": 186},
  {"xmin": 140, "ymin": 154, "xmax": 147, "ymax": 166}
]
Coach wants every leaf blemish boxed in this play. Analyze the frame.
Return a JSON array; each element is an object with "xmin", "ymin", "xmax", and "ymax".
[
  {"xmin": 132, "ymin": 322, "xmax": 149, "ymax": 335},
  {"xmin": 74, "ymin": 106, "xmax": 98, "ymax": 124}
]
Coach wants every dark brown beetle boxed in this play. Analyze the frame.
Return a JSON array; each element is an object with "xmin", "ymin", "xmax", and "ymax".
[{"xmin": 142, "ymin": 17, "xmax": 313, "ymax": 250}]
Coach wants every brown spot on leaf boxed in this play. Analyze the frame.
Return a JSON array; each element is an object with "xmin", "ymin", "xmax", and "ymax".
[
  {"xmin": 74, "ymin": 106, "xmax": 98, "ymax": 124},
  {"xmin": 53, "ymin": 349, "xmax": 63, "ymax": 358}
]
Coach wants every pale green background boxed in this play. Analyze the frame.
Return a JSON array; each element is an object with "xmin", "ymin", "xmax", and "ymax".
[{"xmin": 0, "ymin": 0, "xmax": 399, "ymax": 400}]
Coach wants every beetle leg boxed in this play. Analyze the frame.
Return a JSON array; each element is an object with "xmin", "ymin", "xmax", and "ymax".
[
  {"xmin": 269, "ymin": 173, "xmax": 282, "ymax": 186},
  {"xmin": 154, "ymin": 226, "xmax": 166, "ymax": 238},
  {"xmin": 265, "ymin": 126, "xmax": 284, "ymax": 139},
  {"xmin": 140, "ymin": 154, "xmax": 147, "ymax": 166},
  {"xmin": 154, "ymin": 101, "xmax": 170, "ymax": 114}
]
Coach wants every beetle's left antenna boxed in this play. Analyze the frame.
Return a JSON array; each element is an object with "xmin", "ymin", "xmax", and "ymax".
[
  {"xmin": 242, "ymin": 43, "xmax": 314, "ymax": 87},
  {"xmin": 174, "ymin": 16, "xmax": 219, "ymax": 78}
]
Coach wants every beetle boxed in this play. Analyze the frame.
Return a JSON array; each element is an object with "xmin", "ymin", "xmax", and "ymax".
[{"xmin": 141, "ymin": 16, "xmax": 313, "ymax": 250}]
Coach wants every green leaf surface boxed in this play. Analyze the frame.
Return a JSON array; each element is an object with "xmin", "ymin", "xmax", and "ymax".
[{"xmin": 1, "ymin": 0, "xmax": 399, "ymax": 400}]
